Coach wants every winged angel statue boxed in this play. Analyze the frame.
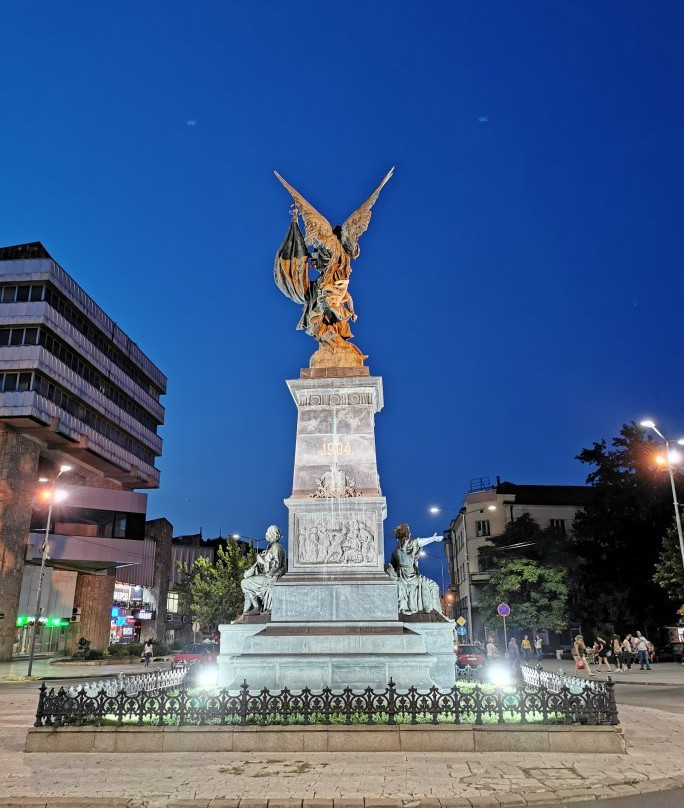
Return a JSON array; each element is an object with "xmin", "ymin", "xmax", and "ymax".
[{"xmin": 274, "ymin": 168, "xmax": 393, "ymax": 368}]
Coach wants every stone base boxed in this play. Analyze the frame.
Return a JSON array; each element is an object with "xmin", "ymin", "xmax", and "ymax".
[
  {"xmin": 271, "ymin": 574, "xmax": 398, "ymax": 622},
  {"xmin": 218, "ymin": 619, "xmax": 455, "ymax": 691},
  {"xmin": 26, "ymin": 723, "xmax": 628, "ymax": 754}
]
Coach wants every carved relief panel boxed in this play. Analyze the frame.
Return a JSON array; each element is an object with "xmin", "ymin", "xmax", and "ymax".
[{"xmin": 296, "ymin": 513, "xmax": 377, "ymax": 565}]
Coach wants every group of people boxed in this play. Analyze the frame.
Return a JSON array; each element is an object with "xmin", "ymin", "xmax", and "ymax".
[
  {"xmin": 572, "ymin": 631, "xmax": 654, "ymax": 675},
  {"xmin": 485, "ymin": 634, "xmax": 544, "ymax": 663}
]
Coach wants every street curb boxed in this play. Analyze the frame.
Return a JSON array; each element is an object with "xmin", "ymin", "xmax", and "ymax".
[{"xmin": 1, "ymin": 788, "xmax": 684, "ymax": 808}]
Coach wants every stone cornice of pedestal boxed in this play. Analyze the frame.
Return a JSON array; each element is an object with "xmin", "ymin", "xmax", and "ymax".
[{"xmin": 286, "ymin": 374, "xmax": 384, "ymax": 413}]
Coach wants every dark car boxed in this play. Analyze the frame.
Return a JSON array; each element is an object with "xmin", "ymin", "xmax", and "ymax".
[
  {"xmin": 172, "ymin": 643, "xmax": 219, "ymax": 664},
  {"xmin": 455, "ymin": 644, "xmax": 486, "ymax": 669}
]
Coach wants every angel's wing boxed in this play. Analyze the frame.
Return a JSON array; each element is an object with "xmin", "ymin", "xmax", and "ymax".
[
  {"xmin": 274, "ymin": 171, "xmax": 334, "ymax": 249},
  {"xmin": 341, "ymin": 167, "xmax": 394, "ymax": 258}
]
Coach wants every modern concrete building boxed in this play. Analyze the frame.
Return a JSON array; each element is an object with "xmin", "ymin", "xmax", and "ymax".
[
  {"xmin": 0, "ymin": 242, "xmax": 166, "ymax": 659},
  {"xmin": 445, "ymin": 480, "xmax": 588, "ymax": 643}
]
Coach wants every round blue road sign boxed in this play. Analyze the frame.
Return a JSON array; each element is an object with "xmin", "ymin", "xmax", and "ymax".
[
  {"xmin": 497, "ymin": 602, "xmax": 511, "ymax": 617},
  {"xmin": 456, "ymin": 626, "xmax": 467, "ymax": 636}
]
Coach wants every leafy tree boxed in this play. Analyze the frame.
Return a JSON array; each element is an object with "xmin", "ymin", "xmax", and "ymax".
[
  {"xmin": 477, "ymin": 557, "xmax": 568, "ymax": 633},
  {"xmin": 479, "ymin": 512, "xmax": 575, "ymax": 569},
  {"xmin": 570, "ymin": 422, "xmax": 680, "ymax": 634},
  {"xmin": 653, "ymin": 522, "xmax": 684, "ymax": 603},
  {"xmin": 175, "ymin": 541, "xmax": 256, "ymax": 627}
]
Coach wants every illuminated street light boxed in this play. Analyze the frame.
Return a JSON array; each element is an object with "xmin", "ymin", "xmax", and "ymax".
[
  {"xmin": 640, "ymin": 419, "xmax": 684, "ymax": 581},
  {"xmin": 27, "ymin": 464, "xmax": 72, "ymax": 676},
  {"xmin": 428, "ymin": 506, "xmax": 441, "ymax": 515}
]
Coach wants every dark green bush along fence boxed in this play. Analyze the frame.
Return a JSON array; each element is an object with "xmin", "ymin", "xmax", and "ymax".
[{"xmin": 34, "ymin": 674, "xmax": 619, "ymax": 729}]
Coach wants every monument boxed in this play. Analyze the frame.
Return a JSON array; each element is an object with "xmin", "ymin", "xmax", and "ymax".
[{"xmin": 218, "ymin": 169, "xmax": 454, "ymax": 690}]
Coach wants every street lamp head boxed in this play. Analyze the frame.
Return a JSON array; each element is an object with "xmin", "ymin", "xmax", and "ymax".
[
  {"xmin": 231, "ymin": 533, "xmax": 240, "ymax": 539},
  {"xmin": 640, "ymin": 420, "xmax": 656, "ymax": 429},
  {"xmin": 419, "ymin": 551, "xmax": 426, "ymax": 557},
  {"xmin": 668, "ymin": 449, "xmax": 683, "ymax": 466},
  {"xmin": 655, "ymin": 455, "xmax": 667, "ymax": 466},
  {"xmin": 677, "ymin": 439, "xmax": 684, "ymax": 446},
  {"xmin": 487, "ymin": 505, "xmax": 497, "ymax": 511},
  {"xmin": 428, "ymin": 506, "xmax": 441, "ymax": 514},
  {"xmin": 38, "ymin": 477, "xmax": 49, "ymax": 483},
  {"xmin": 53, "ymin": 489, "xmax": 68, "ymax": 503}
]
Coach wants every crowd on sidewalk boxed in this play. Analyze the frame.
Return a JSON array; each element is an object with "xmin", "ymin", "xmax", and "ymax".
[
  {"xmin": 476, "ymin": 629, "xmax": 665, "ymax": 678},
  {"xmin": 570, "ymin": 630, "xmax": 655, "ymax": 675}
]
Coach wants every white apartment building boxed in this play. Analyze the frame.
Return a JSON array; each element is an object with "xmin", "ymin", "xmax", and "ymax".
[{"xmin": 445, "ymin": 480, "xmax": 588, "ymax": 642}]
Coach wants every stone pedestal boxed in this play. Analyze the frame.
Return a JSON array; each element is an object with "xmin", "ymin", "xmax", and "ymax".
[{"xmin": 219, "ymin": 368, "xmax": 454, "ymax": 691}]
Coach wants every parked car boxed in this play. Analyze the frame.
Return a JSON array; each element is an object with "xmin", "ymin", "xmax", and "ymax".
[
  {"xmin": 455, "ymin": 644, "xmax": 486, "ymax": 669},
  {"xmin": 172, "ymin": 643, "xmax": 219, "ymax": 664}
]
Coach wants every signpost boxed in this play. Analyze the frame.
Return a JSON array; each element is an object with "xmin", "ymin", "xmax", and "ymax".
[
  {"xmin": 456, "ymin": 616, "xmax": 466, "ymax": 627},
  {"xmin": 497, "ymin": 602, "xmax": 511, "ymax": 650},
  {"xmin": 192, "ymin": 621, "xmax": 200, "ymax": 642},
  {"xmin": 456, "ymin": 626, "xmax": 467, "ymax": 637}
]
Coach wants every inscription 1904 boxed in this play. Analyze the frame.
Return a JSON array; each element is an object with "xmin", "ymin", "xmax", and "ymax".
[{"xmin": 322, "ymin": 442, "xmax": 352, "ymax": 456}]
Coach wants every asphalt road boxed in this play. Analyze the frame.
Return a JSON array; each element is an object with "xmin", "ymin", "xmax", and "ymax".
[
  {"xmin": 537, "ymin": 790, "xmax": 684, "ymax": 807},
  {"xmin": 613, "ymin": 682, "xmax": 684, "ymax": 713}
]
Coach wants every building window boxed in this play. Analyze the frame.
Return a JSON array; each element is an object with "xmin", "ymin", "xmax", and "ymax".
[
  {"xmin": 550, "ymin": 519, "xmax": 566, "ymax": 535},
  {"xmin": 475, "ymin": 520, "xmax": 490, "ymax": 537},
  {"xmin": 167, "ymin": 592, "xmax": 179, "ymax": 614}
]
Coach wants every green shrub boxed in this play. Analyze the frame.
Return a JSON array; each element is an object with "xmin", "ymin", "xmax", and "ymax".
[
  {"xmin": 84, "ymin": 648, "xmax": 104, "ymax": 660},
  {"xmin": 152, "ymin": 642, "xmax": 171, "ymax": 656},
  {"xmin": 107, "ymin": 644, "xmax": 129, "ymax": 657},
  {"xmin": 127, "ymin": 642, "xmax": 144, "ymax": 657}
]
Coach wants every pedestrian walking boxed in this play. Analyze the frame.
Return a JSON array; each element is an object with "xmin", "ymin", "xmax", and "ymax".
[
  {"xmin": 507, "ymin": 636, "xmax": 520, "ymax": 668},
  {"xmin": 534, "ymin": 635, "xmax": 543, "ymax": 663},
  {"xmin": 595, "ymin": 635, "xmax": 612, "ymax": 672},
  {"xmin": 521, "ymin": 635, "xmax": 532, "ymax": 661},
  {"xmin": 611, "ymin": 635, "xmax": 625, "ymax": 670},
  {"xmin": 143, "ymin": 639, "xmax": 154, "ymax": 668},
  {"xmin": 621, "ymin": 634, "xmax": 633, "ymax": 670},
  {"xmin": 572, "ymin": 634, "xmax": 595, "ymax": 676},
  {"xmin": 486, "ymin": 637, "xmax": 498, "ymax": 659},
  {"xmin": 634, "ymin": 631, "xmax": 652, "ymax": 670}
]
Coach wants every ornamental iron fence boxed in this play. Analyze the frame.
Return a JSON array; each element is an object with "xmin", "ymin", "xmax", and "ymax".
[
  {"xmin": 34, "ymin": 675, "xmax": 618, "ymax": 729},
  {"xmin": 64, "ymin": 664, "xmax": 190, "ymax": 700},
  {"xmin": 520, "ymin": 664, "xmax": 605, "ymax": 695}
]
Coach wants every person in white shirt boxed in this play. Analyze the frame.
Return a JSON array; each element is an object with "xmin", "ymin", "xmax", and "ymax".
[{"xmin": 634, "ymin": 631, "xmax": 651, "ymax": 670}]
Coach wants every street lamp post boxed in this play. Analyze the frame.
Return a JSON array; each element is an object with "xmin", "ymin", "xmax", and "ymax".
[
  {"xmin": 27, "ymin": 465, "xmax": 72, "ymax": 676},
  {"xmin": 419, "ymin": 549, "xmax": 446, "ymax": 596},
  {"xmin": 640, "ymin": 420, "xmax": 684, "ymax": 575},
  {"xmin": 231, "ymin": 533, "xmax": 264, "ymax": 550}
]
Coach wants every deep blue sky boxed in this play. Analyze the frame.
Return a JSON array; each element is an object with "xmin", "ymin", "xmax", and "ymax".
[{"xmin": 3, "ymin": 2, "xmax": 683, "ymax": 584}]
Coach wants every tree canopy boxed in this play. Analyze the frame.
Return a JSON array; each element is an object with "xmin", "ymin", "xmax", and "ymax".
[
  {"xmin": 477, "ymin": 556, "xmax": 568, "ymax": 633},
  {"xmin": 653, "ymin": 522, "xmax": 684, "ymax": 604},
  {"xmin": 174, "ymin": 540, "xmax": 256, "ymax": 627},
  {"xmin": 570, "ymin": 422, "xmax": 681, "ymax": 633}
]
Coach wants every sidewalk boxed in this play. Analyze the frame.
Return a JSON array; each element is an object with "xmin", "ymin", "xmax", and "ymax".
[
  {"xmin": 0, "ymin": 689, "xmax": 683, "ymax": 807},
  {"xmin": 0, "ymin": 657, "xmax": 161, "ymax": 681},
  {"xmin": 541, "ymin": 659, "xmax": 684, "ymax": 686}
]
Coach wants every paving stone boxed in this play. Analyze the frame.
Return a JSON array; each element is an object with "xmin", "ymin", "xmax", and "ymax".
[
  {"xmin": 269, "ymin": 802, "xmax": 303, "ymax": 808},
  {"xmin": 494, "ymin": 797, "xmax": 526, "ymax": 807},
  {"xmin": 0, "ymin": 801, "xmax": 49, "ymax": 808},
  {"xmin": 519, "ymin": 794, "xmax": 560, "ymax": 805},
  {"xmin": 240, "ymin": 802, "xmax": 269, "ymax": 808},
  {"xmin": 168, "ymin": 802, "xmax": 211, "ymax": 808},
  {"xmin": 551, "ymin": 794, "xmax": 595, "ymax": 804},
  {"xmin": 210, "ymin": 802, "xmax": 241, "ymax": 808},
  {"xmin": 467, "ymin": 799, "xmax": 500, "ymax": 807},
  {"xmin": 302, "ymin": 801, "xmax": 334, "ymax": 808},
  {"xmin": 364, "ymin": 802, "xmax": 402, "ymax": 808},
  {"xmin": 332, "ymin": 801, "xmax": 364, "ymax": 808},
  {"xmin": 437, "ymin": 801, "xmax": 472, "ymax": 808}
]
